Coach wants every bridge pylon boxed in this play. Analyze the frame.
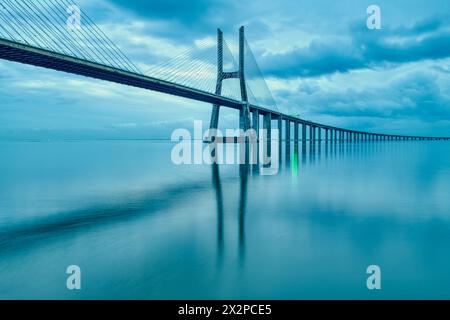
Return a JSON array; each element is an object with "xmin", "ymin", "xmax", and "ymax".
[{"xmin": 208, "ymin": 26, "xmax": 252, "ymax": 139}]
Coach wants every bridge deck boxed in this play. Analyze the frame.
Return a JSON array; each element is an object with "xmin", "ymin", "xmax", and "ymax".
[
  {"xmin": 0, "ymin": 38, "xmax": 448, "ymax": 140},
  {"xmin": 0, "ymin": 38, "xmax": 242, "ymax": 109}
]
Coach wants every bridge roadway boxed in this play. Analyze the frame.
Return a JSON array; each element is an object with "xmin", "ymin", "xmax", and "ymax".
[{"xmin": 1, "ymin": 38, "xmax": 449, "ymax": 142}]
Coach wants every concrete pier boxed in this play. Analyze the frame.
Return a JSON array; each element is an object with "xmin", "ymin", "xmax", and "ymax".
[
  {"xmin": 285, "ymin": 119, "xmax": 291, "ymax": 159},
  {"xmin": 263, "ymin": 113, "xmax": 271, "ymax": 166}
]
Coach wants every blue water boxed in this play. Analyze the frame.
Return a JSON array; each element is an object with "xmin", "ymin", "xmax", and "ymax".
[{"xmin": 1, "ymin": 140, "xmax": 450, "ymax": 299}]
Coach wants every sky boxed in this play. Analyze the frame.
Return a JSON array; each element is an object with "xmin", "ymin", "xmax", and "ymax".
[{"xmin": 0, "ymin": 0, "xmax": 450, "ymax": 139}]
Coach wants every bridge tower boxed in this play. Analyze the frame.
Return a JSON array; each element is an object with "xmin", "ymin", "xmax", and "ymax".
[{"xmin": 209, "ymin": 26, "xmax": 252, "ymax": 135}]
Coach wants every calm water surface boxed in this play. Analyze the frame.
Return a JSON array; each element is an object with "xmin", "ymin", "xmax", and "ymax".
[{"xmin": 1, "ymin": 140, "xmax": 450, "ymax": 299}]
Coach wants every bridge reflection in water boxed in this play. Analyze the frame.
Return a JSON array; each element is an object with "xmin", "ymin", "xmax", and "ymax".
[{"xmin": 208, "ymin": 137, "xmax": 422, "ymax": 267}]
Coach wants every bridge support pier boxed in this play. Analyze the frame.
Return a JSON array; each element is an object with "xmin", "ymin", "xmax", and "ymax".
[
  {"xmin": 263, "ymin": 113, "xmax": 272, "ymax": 166},
  {"xmin": 313, "ymin": 126, "xmax": 317, "ymax": 145},
  {"xmin": 252, "ymin": 110, "xmax": 259, "ymax": 134},
  {"xmin": 278, "ymin": 117, "xmax": 282, "ymax": 162},
  {"xmin": 294, "ymin": 122, "xmax": 299, "ymax": 150},
  {"xmin": 239, "ymin": 103, "xmax": 252, "ymax": 131},
  {"xmin": 252, "ymin": 110, "xmax": 260, "ymax": 167},
  {"xmin": 302, "ymin": 123, "xmax": 307, "ymax": 146},
  {"xmin": 285, "ymin": 119, "xmax": 291, "ymax": 159}
]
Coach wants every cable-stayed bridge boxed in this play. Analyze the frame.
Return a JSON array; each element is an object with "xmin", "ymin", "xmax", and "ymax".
[{"xmin": 0, "ymin": 0, "xmax": 448, "ymax": 143}]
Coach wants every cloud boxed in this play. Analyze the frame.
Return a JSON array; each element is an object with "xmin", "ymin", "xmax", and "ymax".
[
  {"xmin": 107, "ymin": 0, "xmax": 212, "ymax": 21},
  {"xmin": 105, "ymin": 0, "xmax": 240, "ymax": 41},
  {"xmin": 272, "ymin": 60, "xmax": 450, "ymax": 131},
  {"xmin": 261, "ymin": 16, "xmax": 450, "ymax": 78},
  {"xmin": 396, "ymin": 16, "xmax": 444, "ymax": 35}
]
